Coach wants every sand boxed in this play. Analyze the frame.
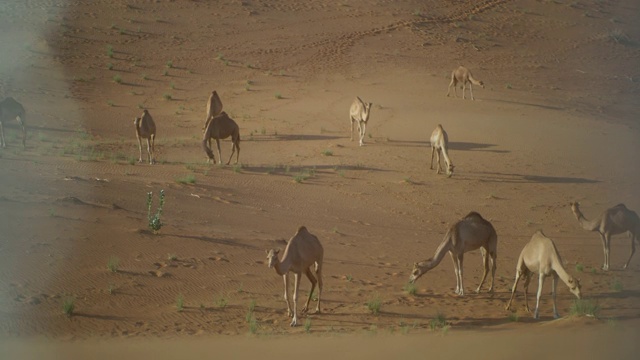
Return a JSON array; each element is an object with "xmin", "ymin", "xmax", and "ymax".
[{"xmin": 0, "ymin": 0, "xmax": 639, "ymax": 357}]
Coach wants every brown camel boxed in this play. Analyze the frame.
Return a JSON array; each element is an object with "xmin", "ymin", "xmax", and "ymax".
[
  {"xmin": 505, "ymin": 230, "xmax": 582, "ymax": 319},
  {"xmin": 202, "ymin": 111, "xmax": 240, "ymax": 165},
  {"xmin": 570, "ymin": 202, "xmax": 639, "ymax": 271},
  {"xmin": 202, "ymin": 90, "xmax": 223, "ymax": 149},
  {"xmin": 266, "ymin": 226, "xmax": 324, "ymax": 327},
  {"xmin": 446, "ymin": 66, "xmax": 484, "ymax": 100},
  {"xmin": 409, "ymin": 211, "xmax": 497, "ymax": 296},
  {"xmin": 0, "ymin": 97, "xmax": 26, "ymax": 148},
  {"xmin": 134, "ymin": 109, "xmax": 156, "ymax": 164}
]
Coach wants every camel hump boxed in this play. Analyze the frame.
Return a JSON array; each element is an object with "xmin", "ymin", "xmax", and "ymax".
[
  {"xmin": 534, "ymin": 229, "xmax": 546, "ymax": 237},
  {"xmin": 614, "ymin": 203, "xmax": 627, "ymax": 209},
  {"xmin": 142, "ymin": 109, "xmax": 149, "ymax": 114},
  {"xmin": 297, "ymin": 226, "xmax": 308, "ymax": 234},
  {"xmin": 464, "ymin": 211, "xmax": 483, "ymax": 219}
]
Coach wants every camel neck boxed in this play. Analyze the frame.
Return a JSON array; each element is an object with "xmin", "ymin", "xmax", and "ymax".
[
  {"xmin": 425, "ymin": 234, "xmax": 453, "ymax": 269},
  {"xmin": 574, "ymin": 210, "xmax": 600, "ymax": 231},
  {"xmin": 273, "ymin": 256, "xmax": 292, "ymax": 276}
]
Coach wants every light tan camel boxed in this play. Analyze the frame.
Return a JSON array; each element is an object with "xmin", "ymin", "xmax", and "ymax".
[
  {"xmin": 409, "ymin": 211, "xmax": 497, "ymax": 296},
  {"xmin": 202, "ymin": 111, "xmax": 240, "ymax": 165},
  {"xmin": 446, "ymin": 66, "xmax": 484, "ymax": 100},
  {"xmin": 349, "ymin": 96, "xmax": 372, "ymax": 146},
  {"xmin": 0, "ymin": 97, "xmax": 26, "ymax": 148},
  {"xmin": 134, "ymin": 109, "xmax": 156, "ymax": 164},
  {"xmin": 505, "ymin": 230, "xmax": 582, "ymax": 319},
  {"xmin": 266, "ymin": 226, "xmax": 324, "ymax": 327},
  {"xmin": 202, "ymin": 90, "xmax": 223, "ymax": 149},
  {"xmin": 430, "ymin": 124, "xmax": 454, "ymax": 177},
  {"xmin": 570, "ymin": 202, "xmax": 639, "ymax": 271}
]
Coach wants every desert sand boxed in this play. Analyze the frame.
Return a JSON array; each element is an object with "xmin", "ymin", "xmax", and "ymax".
[{"xmin": 1, "ymin": 0, "xmax": 639, "ymax": 357}]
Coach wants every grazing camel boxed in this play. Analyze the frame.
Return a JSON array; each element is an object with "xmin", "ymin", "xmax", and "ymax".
[
  {"xmin": 349, "ymin": 96, "xmax": 372, "ymax": 146},
  {"xmin": 134, "ymin": 109, "xmax": 156, "ymax": 164},
  {"xmin": 202, "ymin": 112, "xmax": 240, "ymax": 165},
  {"xmin": 0, "ymin": 97, "xmax": 26, "ymax": 148},
  {"xmin": 266, "ymin": 226, "xmax": 324, "ymax": 327},
  {"xmin": 202, "ymin": 90, "xmax": 223, "ymax": 148},
  {"xmin": 446, "ymin": 66, "xmax": 484, "ymax": 100},
  {"xmin": 430, "ymin": 124, "xmax": 454, "ymax": 177},
  {"xmin": 505, "ymin": 230, "xmax": 582, "ymax": 319},
  {"xmin": 409, "ymin": 211, "xmax": 497, "ymax": 296},
  {"xmin": 570, "ymin": 202, "xmax": 640, "ymax": 271}
]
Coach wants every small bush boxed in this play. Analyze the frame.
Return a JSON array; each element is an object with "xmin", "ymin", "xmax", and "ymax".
[
  {"xmin": 106, "ymin": 45, "xmax": 113, "ymax": 58},
  {"xmin": 575, "ymin": 263, "xmax": 584, "ymax": 272},
  {"xmin": 304, "ymin": 319, "xmax": 312, "ymax": 333},
  {"xmin": 403, "ymin": 282, "xmax": 417, "ymax": 296},
  {"xmin": 429, "ymin": 312, "xmax": 447, "ymax": 330},
  {"xmin": 107, "ymin": 63, "xmax": 113, "ymax": 70},
  {"xmin": 176, "ymin": 294, "xmax": 184, "ymax": 312},
  {"xmin": 176, "ymin": 175, "xmax": 196, "ymax": 184},
  {"xmin": 508, "ymin": 312, "xmax": 519, "ymax": 322},
  {"xmin": 216, "ymin": 294, "xmax": 228, "ymax": 308},
  {"xmin": 113, "ymin": 75, "xmax": 122, "ymax": 84},
  {"xmin": 166, "ymin": 60, "xmax": 173, "ymax": 68},
  {"xmin": 163, "ymin": 93, "xmax": 172, "ymax": 100},
  {"xmin": 275, "ymin": 93, "xmax": 283, "ymax": 99},
  {"xmin": 248, "ymin": 315, "xmax": 258, "ymax": 334},
  {"xmin": 107, "ymin": 256, "xmax": 120, "ymax": 273},
  {"xmin": 570, "ymin": 299, "xmax": 600, "ymax": 318},
  {"xmin": 62, "ymin": 297, "xmax": 75, "ymax": 317},
  {"xmin": 611, "ymin": 278, "xmax": 623, "ymax": 292},
  {"xmin": 321, "ymin": 149, "xmax": 333, "ymax": 156},
  {"xmin": 167, "ymin": 253, "xmax": 177, "ymax": 261},
  {"xmin": 146, "ymin": 190, "xmax": 165, "ymax": 234},
  {"xmin": 366, "ymin": 293, "xmax": 382, "ymax": 315}
]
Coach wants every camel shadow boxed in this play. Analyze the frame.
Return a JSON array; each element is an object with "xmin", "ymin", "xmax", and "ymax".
[
  {"xmin": 386, "ymin": 140, "xmax": 509, "ymax": 153},
  {"xmin": 485, "ymin": 98, "xmax": 565, "ymax": 111},
  {"xmin": 170, "ymin": 233, "xmax": 259, "ymax": 250},
  {"xmin": 460, "ymin": 171, "xmax": 599, "ymax": 184}
]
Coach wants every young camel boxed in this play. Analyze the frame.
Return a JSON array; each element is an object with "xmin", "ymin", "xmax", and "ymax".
[
  {"xmin": 266, "ymin": 226, "xmax": 324, "ymax": 327},
  {"xmin": 430, "ymin": 124, "xmax": 454, "ymax": 177},
  {"xmin": 202, "ymin": 90, "xmax": 223, "ymax": 149},
  {"xmin": 0, "ymin": 97, "xmax": 27, "ymax": 148},
  {"xmin": 349, "ymin": 96, "xmax": 372, "ymax": 146},
  {"xmin": 134, "ymin": 109, "xmax": 156, "ymax": 164},
  {"xmin": 570, "ymin": 202, "xmax": 640, "ymax": 271},
  {"xmin": 505, "ymin": 230, "xmax": 582, "ymax": 319},
  {"xmin": 202, "ymin": 112, "xmax": 240, "ymax": 165},
  {"xmin": 409, "ymin": 211, "xmax": 497, "ymax": 296},
  {"xmin": 446, "ymin": 66, "xmax": 484, "ymax": 101}
]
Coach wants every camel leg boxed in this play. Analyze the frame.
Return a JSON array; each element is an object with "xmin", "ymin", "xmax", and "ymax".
[
  {"xmin": 146, "ymin": 138, "xmax": 152, "ymax": 164},
  {"xmin": 623, "ymin": 232, "xmax": 636, "ymax": 270},
  {"xmin": 301, "ymin": 267, "xmax": 317, "ymax": 314},
  {"xmin": 226, "ymin": 141, "xmax": 236, "ymax": 165},
  {"xmin": 523, "ymin": 272, "xmax": 532, "ymax": 313},
  {"xmin": 359, "ymin": 121, "xmax": 366, "ymax": 146},
  {"xmin": 457, "ymin": 254, "xmax": 465, "ymax": 296},
  {"xmin": 0, "ymin": 121, "xmax": 5, "ymax": 148},
  {"xmin": 233, "ymin": 136, "xmax": 240, "ymax": 165},
  {"xmin": 469, "ymin": 83, "xmax": 475, "ymax": 101},
  {"xmin": 350, "ymin": 117, "xmax": 354, "ymax": 141},
  {"xmin": 290, "ymin": 272, "xmax": 301, "ymax": 327},
  {"xmin": 552, "ymin": 273, "xmax": 560, "ymax": 319},
  {"xmin": 476, "ymin": 248, "xmax": 489, "ymax": 293},
  {"xmin": 435, "ymin": 149, "xmax": 443, "ymax": 174},
  {"xmin": 215, "ymin": 139, "xmax": 223, "ymax": 165},
  {"xmin": 430, "ymin": 145, "xmax": 436, "ymax": 170},
  {"xmin": 600, "ymin": 233, "xmax": 610, "ymax": 271},
  {"xmin": 282, "ymin": 274, "xmax": 292, "ymax": 318},
  {"xmin": 505, "ymin": 269, "xmax": 522, "ymax": 311},
  {"xmin": 462, "ymin": 83, "xmax": 467, "ymax": 100},
  {"xmin": 150, "ymin": 134, "xmax": 155, "ymax": 164},
  {"xmin": 136, "ymin": 135, "xmax": 144, "ymax": 163},
  {"xmin": 447, "ymin": 78, "xmax": 455, "ymax": 97},
  {"xmin": 534, "ymin": 273, "xmax": 545, "ymax": 319},
  {"xmin": 18, "ymin": 115, "xmax": 26, "ymax": 148},
  {"xmin": 315, "ymin": 264, "xmax": 323, "ymax": 314},
  {"xmin": 449, "ymin": 252, "xmax": 460, "ymax": 294},
  {"xmin": 489, "ymin": 250, "xmax": 497, "ymax": 292}
]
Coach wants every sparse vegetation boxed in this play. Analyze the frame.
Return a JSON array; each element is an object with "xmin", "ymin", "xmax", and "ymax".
[
  {"xmin": 275, "ymin": 93, "xmax": 283, "ymax": 99},
  {"xmin": 107, "ymin": 256, "xmax": 120, "ymax": 273},
  {"xmin": 163, "ymin": 93, "xmax": 172, "ymax": 100},
  {"xmin": 166, "ymin": 60, "xmax": 173, "ymax": 68},
  {"xmin": 366, "ymin": 293, "xmax": 382, "ymax": 315},
  {"xmin": 176, "ymin": 174, "xmax": 196, "ymax": 184},
  {"xmin": 106, "ymin": 45, "xmax": 113, "ymax": 58},
  {"xmin": 176, "ymin": 294, "xmax": 184, "ymax": 312},
  {"xmin": 575, "ymin": 263, "xmax": 584, "ymax": 272},
  {"xmin": 62, "ymin": 297, "xmax": 75, "ymax": 317},
  {"xmin": 216, "ymin": 294, "xmax": 228, "ymax": 308},
  {"xmin": 232, "ymin": 163, "xmax": 242, "ymax": 173},
  {"xmin": 429, "ymin": 312, "xmax": 448, "ymax": 330},
  {"xmin": 321, "ymin": 149, "xmax": 333, "ymax": 156},
  {"xmin": 167, "ymin": 253, "xmax": 177, "ymax": 261},
  {"xmin": 113, "ymin": 74, "xmax": 122, "ymax": 84},
  {"xmin": 611, "ymin": 278, "xmax": 623, "ymax": 292},
  {"xmin": 570, "ymin": 299, "xmax": 600, "ymax": 318},
  {"xmin": 304, "ymin": 319, "xmax": 312, "ymax": 333},
  {"xmin": 508, "ymin": 312, "xmax": 519, "ymax": 322},
  {"xmin": 146, "ymin": 189, "xmax": 165, "ymax": 234},
  {"xmin": 403, "ymin": 282, "xmax": 417, "ymax": 296},
  {"xmin": 107, "ymin": 63, "xmax": 113, "ymax": 70}
]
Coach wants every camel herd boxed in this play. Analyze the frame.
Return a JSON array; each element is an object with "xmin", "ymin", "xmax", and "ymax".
[{"xmin": 1, "ymin": 64, "xmax": 638, "ymax": 328}]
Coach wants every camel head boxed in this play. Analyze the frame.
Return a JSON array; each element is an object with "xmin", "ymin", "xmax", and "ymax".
[
  {"xmin": 409, "ymin": 261, "xmax": 428, "ymax": 283},
  {"xmin": 362, "ymin": 102, "xmax": 372, "ymax": 122},
  {"xmin": 447, "ymin": 164, "xmax": 455, "ymax": 178},
  {"xmin": 478, "ymin": 80, "xmax": 485, "ymax": 89},
  {"xmin": 569, "ymin": 202, "xmax": 581, "ymax": 215},
  {"xmin": 567, "ymin": 277, "xmax": 582, "ymax": 299},
  {"xmin": 266, "ymin": 249, "xmax": 280, "ymax": 268}
]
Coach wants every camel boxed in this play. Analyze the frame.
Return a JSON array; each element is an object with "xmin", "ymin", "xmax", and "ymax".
[
  {"xmin": 430, "ymin": 124, "xmax": 454, "ymax": 177},
  {"xmin": 0, "ymin": 97, "xmax": 26, "ymax": 148},
  {"xmin": 202, "ymin": 111, "xmax": 240, "ymax": 165},
  {"xmin": 570, "ymin": 202, "xmax": 640, "ymax": 271},
  {"xmin": 202, "ymin": 90, "xmax": 223, "ymax": 149},
  {"xmin": 266, "ymin": 226, "xmax": 324, "ymax": 327},
  {"xmin": 349, "ymin": 96, "xmax": 372, "ymax": 146},
  {"xmin": 446, "ymin": 66, "xmax": 484, "ymax": 100},
  {"xmin": 134, "ymin": 109, "xmax": 156, "ymax": 164},
  {"xmin": 505, "ymin": 230, "xmax": 582, "ymax": 319},
  {"xmin": 409, "ymin": 211, "xmax": 497, "ymax": 296}
]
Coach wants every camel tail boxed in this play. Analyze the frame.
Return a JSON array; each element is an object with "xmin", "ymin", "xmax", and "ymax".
[{"xmin": 202, "ymin": 139, "xmax": 215, "ymax": 161}]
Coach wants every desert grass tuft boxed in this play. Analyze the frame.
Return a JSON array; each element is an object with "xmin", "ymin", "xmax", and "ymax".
[
  {"xmin": 176, "ymin": 174, "xmax": 196, "ymax": 184},
  {"xmin": 62, "ymin": 297, "xmax": 75, "ymax": 317},
  {"xmin": 570, "ymin": 298, "xmax": 600, "ymax": 318},
  {"xmin": 176, "ymin": 294, "xmax": 184, "ymax": 312},
  {"xmin": 107, "ymin": 256, "xmax": 120, "ymax": 273},
  {"xmin": 429, "ymin": 311, "xmax": 447, "ymax": 330},
  {"xmin": 403, "ymin": 282, "xmax": 417, "ymax": 296},
  {"xmin": 366, "ymin": 293, "xmax": 382, "ymax": 315}
]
